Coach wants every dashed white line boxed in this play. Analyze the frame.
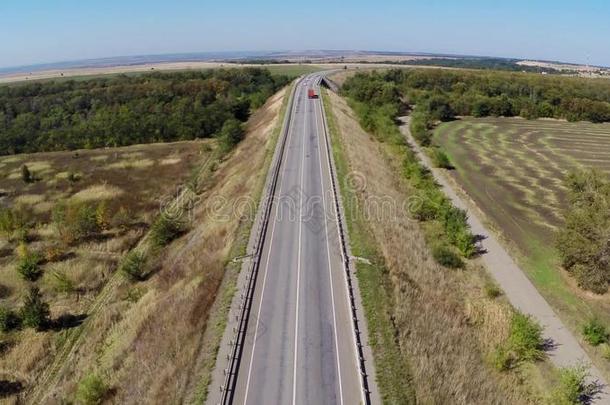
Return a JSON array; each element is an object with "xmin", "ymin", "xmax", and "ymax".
[
  {"xmin": 243, "ymin": 83, "xmax": 302, "ymax": 405},
  {"xmin": 312, "ymin": 77, "xmax": 345, "ymax": 405},
  {"xmin": 292, "ymin": 84, "xmax": 309, "ymax": 405}
]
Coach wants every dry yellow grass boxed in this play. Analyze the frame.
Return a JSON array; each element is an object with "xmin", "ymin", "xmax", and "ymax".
[
  {"xmin": 14, "ymin": 194, "xmax": 45, "ymax": 205},
  {"xmin": 327, "ymin": 90, "xmax": 540, "ymax": 403},
  {"xmin": 106, "ymin": 158, "xmax": 155, "ymax": 170},
  {"xmin": 71, "ymin": 184, "xmax": 125, "ymax": 201},
  {"xmin": 159, "ymin": 157, "xmax": 181, "ymax": 166}
]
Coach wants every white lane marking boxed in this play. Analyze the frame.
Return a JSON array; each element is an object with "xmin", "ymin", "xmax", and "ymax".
[
  {"xmin": 243, "ymin": 81, "xmax": 302, "ymax": 405},
  {"xmin": 316, "ymin": 81, "xmax": 368, "ymax": 405},
  {"xmin": 292, "ymin": 77, "xmax": 309, "ymax": 405},
  {"xmin": 312, "ymin": 80, "xmax": 345, "ymax": 405}
]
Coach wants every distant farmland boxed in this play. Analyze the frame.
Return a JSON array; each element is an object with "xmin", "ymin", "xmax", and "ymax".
[
  {"xmin": 434, "ymin": 117, "xmax": 610, "ymax": 367},
  {"xmin": 436, "ymin": 117, "xmax": 610, "ymax": 253}
]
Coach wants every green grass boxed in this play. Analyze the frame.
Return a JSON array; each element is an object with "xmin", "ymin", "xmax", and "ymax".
[{"xmin": 322, "ymin": 89, "xmax": 416, "ymax": 404}]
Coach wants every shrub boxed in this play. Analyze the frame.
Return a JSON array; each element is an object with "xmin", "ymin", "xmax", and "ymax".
[
  {"xmin": 95, "ymin": 201, "xmax": 111, "ymax": 231},
  {"xmin": 219, "ymin": 118, "xmax": 245, "ymax": 151},
  {"xmin": 494, "ymin": 312, "xmax": 545, "ymax": 370},
  {"xmin": 601, "ymin": 343, "xmax": 610, "ymax": 360},
  {"xmin": 0, "ymin": 206, "xmax": 32, "ymax": 241},
  {"xmin": 150, "ymin": 215, "xmax": 184, "ymax": 248},
  {"xmin": 51, "ymin": 271, "xmax": 75, "ymax": 294},
  {"xmin": 441, "ymin": 206, "xmax": 476, "ymax": 257},
  {"xmin": 16, "ymin": 252, "xmax": 42, "ymax": 281},
  {"xmin": 44, "ymin": 243, "xmax": 65, "ymax": 262},
  {"xmin": 582, "ymin": 318, "xmax": 608, "ymax": 346},
  {"xmin": 431, "ymin": 148, "xmax": 453, "ymax": 169},
  {"xmin": 556, "ymin": 169, "xmax": 610, "ymax": 294},
  {"xmin": 550, "ymin": 366, "xmax": 597, "ymax": 405},
  {"xmin": 484, "ymin": 281, "xmax": 503, "ymax": 299},
  {"xmin": 572, "ymin": 264, "xmax": 608, "ymax": 295},
  {"xmin": 432, "ymin": 245, "xmax": 463, "ymax": 268},
  {"xmin": 119, "ymin": 251, "xmax": 147, "ymax": 282},
  {"xmin": 508, "ymin": 312, "xmax": 545, "ymax": 362},
  {"xmin": 53, "ymin": 201, "xmax": 101, "ymax": 244},
  {"xmin": 0, "ymin": 306, "xmax": 20, "ymax": 332},
  {"xmin": 111, "ymin": 207, "xmax": 132, "ymax": 232},
  {"xmin": 21, "ymin": 164, "xmax": 32, "ymax": 183},
  {"xmin": 410, "ymin": 111, "xmax": 432, "ymax": 146},
  {"xmin": 20, "ymin": 287, "xmax": 50, "ymax": 331},
  {"xmin": 75, "ymin": 373, "xmax": 108, "ymax": 405}
]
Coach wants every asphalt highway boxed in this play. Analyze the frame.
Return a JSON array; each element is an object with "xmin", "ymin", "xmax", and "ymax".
[{"xmin": 232, "ymin": 74, "xmax": 363, "ymax": 405}]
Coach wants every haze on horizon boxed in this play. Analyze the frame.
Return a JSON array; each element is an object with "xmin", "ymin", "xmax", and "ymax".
[{"xmin": 1, "ymin": 0, "xmax": 609, "ymax": 69}]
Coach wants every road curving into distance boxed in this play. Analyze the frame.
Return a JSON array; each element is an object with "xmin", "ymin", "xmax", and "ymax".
[{"xmin": 220, "ymin": 73, "xmax": 369, "ymax": 405}]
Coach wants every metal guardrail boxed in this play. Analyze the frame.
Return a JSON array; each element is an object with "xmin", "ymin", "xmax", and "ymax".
[
  {"xmin": 218, "ymin": 77, "xmax": 301, "ymax": 405},
  {"xmin": 317, "ymin": 76, "xmax": 372, "ymax": 405}
]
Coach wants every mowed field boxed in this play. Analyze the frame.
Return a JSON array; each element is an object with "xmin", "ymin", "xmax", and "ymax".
[{"xmin": 435, "ymin": 117, "xmax": 610, "ymax": 373}]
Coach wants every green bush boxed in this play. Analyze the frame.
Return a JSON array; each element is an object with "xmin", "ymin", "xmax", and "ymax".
[
  {"xmin": 441, "ymin": 206, "xmax": 476, "ymax": 258},
  {"xmin": 0, "ymin": 306, "xmax": 20, "ymax": 332},
  {"xmin": 53, "ymin": 201, "xmax": 102, "ymax": 245},
  {"xmin": 20, "ymin": 287, "xmax": 50, "ymax": 331},
  {"xmin": 410, "ymin": 111, "xmax": 432, "ymax": 146},
  {"xmin": 119, "ymin": 251, "xmax": 147, "ymax": 282},
  {"xmin": 75, "ymin": 373, "xmax": 108, "ymax": 405},
  {"xmin": 508, "ymin": 312, "xmax": 545, "ymax": 362},
  {"xmin": 432, "ymin": 245, "xmax": 463, "ymax": 268},
  {"xmin": 494, "ymin": 312, "xmax": 545, "ymax": 370},
  {"xmin": 582, "ymin": 318, "xmax": 608, "ymax": 346},
  {"xmin": 219, "ymin": 118, "xmax": 245, "ymax": 151},
  {"xmin": 21, "ymin": 164, "xmax": 32, "ymax": 183},
  {"xmin": 150, "ymin": 215, "xmax": 184, "ymax": 248},
  {"xmin": 550, "ymin": 366, "xmax": 596, "ymax": 405},
  {"xmin": 51, "ymin": 271, "xmax": 75, "ymax": 294},
  {"xmin": 16, "ymin": 252, "xmax": 42, "ymax": 281},
  {"xmin": 431, "ymin": 148, "xmax": 453, "ymax": 169},
  {"xmin": 0, "ymin": 206, "xmax": 32, "ymax": 241},
  {"xmin": 484, "ymin": 281, "xmax": 503, "ymax": 299}
]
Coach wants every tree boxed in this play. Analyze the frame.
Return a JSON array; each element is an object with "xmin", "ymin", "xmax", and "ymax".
[
  {"xmin": 219, "ymin": 118, "xmax": 245, "ymax": 150},
  {"xmin": 75, "ymin": 373, "xmax": 108, "ymax": 405},
  {"xmin": 20, "ymin": 287, "xmax": 50, "ymax": 331},
  {"xmin": 16, "ymin": 251, "xmax": 42, "ymax": 281},
  {"xmin": 426, "ymin": 95, "xmax": 455, "ymax": 121},
  {"xmin": 21, "ymin": 164, "xmax": 32, "ymax": 183},
  {"xmin": 556, "ymin": 169, "xmax": 610, "ymax": 293}
]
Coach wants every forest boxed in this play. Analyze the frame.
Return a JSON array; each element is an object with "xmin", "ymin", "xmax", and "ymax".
[
  {"xmin": 342, "ymin": 68, "xmax": 610, "ymax": 146},
  {"xmin": 0, "ymin": 68, "xmax": 290, "ymax": 155},
  {"xmin": 343, "ymin": 68, "xmax": 610, "ymax": 120}
]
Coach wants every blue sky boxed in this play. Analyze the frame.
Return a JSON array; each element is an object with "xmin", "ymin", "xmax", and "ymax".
[{"xmin": 1, "ymin": 0, "xmax": 609, "ymax": 68}]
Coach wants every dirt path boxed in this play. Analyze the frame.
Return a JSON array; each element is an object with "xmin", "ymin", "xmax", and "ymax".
[{"xmin": 398, "ymin": 116, "xmax": 610, "ymax": 404}]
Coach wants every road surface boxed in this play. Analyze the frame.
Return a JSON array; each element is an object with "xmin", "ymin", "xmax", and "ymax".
[{"xmin": 231, "ymin": 74, "xmax": 364, "ymax": 405}]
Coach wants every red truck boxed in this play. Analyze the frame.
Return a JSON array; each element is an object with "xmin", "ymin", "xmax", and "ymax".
[{"xmin": 308, "ymin": 89, "xmax": 317, "ymax": 99}]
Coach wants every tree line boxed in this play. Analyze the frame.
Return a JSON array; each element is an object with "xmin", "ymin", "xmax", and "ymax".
[
  {"xmin": 0, "ymin": 68, "xmax": 290, "ymax": 155},
  {"xmin": 342, "ymin": 68, "xmax": 610, "ymax": 136}
]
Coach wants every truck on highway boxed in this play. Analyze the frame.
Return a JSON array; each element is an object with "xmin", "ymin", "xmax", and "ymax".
[{"xmin": 308, "ymin": 89, "xmax": 318, "ymax": 99}]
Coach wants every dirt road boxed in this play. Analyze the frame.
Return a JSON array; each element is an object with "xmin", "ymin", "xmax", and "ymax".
[{"xmin": 399, "ymin": 116, "xmax": 610, "ymax": 404}]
